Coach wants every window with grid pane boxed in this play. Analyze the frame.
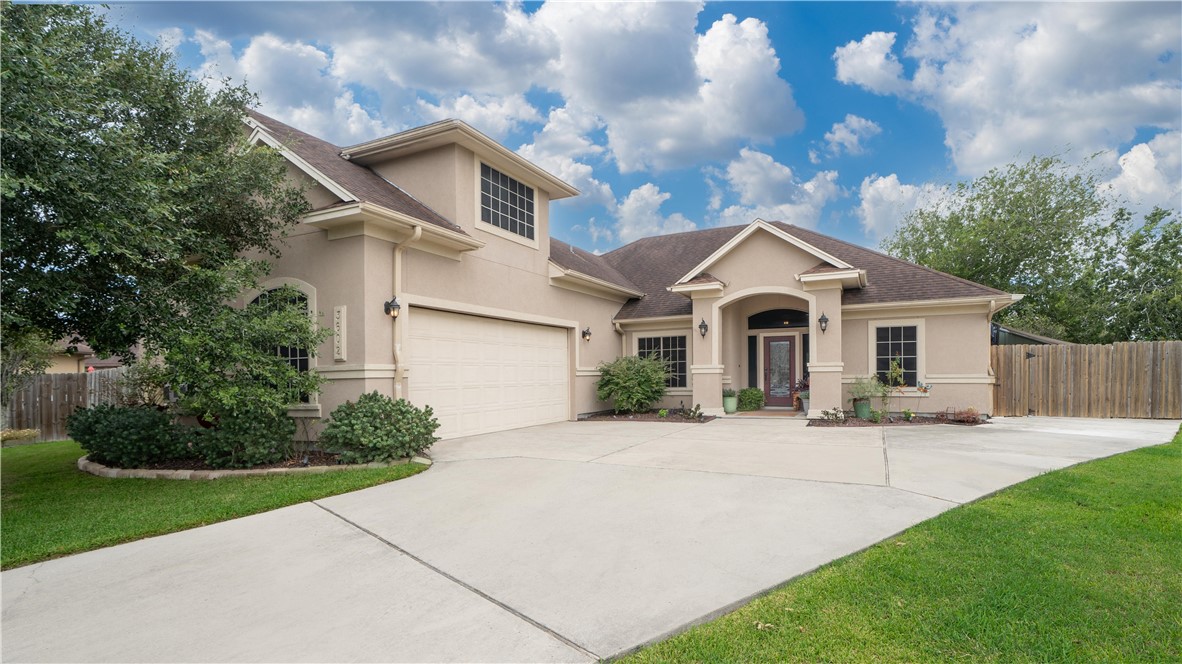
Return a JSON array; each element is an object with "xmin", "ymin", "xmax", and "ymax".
[
  {"xmin": 637, "ymin": 336, "xmax": 687, "ymax": 388},
  {"xmin": 480, "ymin": 163, "xmax": 535, "ymax": 240},
  {"xmin": 875, "ymin": 325, "xmax": 917, "ymax": 387},
  {"xmin": 250, "ymin": 290, "xmax": 311, "ymax": 403}
]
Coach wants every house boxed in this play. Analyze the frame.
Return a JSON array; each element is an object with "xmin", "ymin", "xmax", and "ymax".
[
  {"xmin": 991, "ymin": 323, "xmax": 1066, "ymax": 346},
  {"xmin": 245, "ymin": 111, "xmax": 1021, "ymax": 438},
  {"xmin": 46, "ymin": 339, "xmax": 125, "ymax": 374}
]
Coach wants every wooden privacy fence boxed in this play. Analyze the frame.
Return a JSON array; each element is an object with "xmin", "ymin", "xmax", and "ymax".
[
  {"xmin": 992, "ymin": 341, "xmax": 1182, "ymax": 418},
  {"xmin": 3, "ymin": 367, "xmax": 127, "ymax": 442}
]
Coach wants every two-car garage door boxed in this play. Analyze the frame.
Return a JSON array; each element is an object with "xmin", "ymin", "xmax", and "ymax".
[{"xmin": 407, "ymin": 308, "xmax": 569, "ymax": 439}]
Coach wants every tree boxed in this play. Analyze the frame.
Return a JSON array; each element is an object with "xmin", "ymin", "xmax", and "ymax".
[
  {"xmin": 881, "ymin": 155, "xmax": 1179, "ymax": 343},
  {"xmin": 1, "ymin": 4, "xmax": 308, "ymax": 357},
  {"xmin": 0, "ymin": 329, "xmax": 53, "ymax": 426},
  {"xmin": 1107, "ymin": 208, "xmax": 1182, "ymax": 341}
]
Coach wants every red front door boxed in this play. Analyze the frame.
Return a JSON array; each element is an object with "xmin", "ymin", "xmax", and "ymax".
[{"xmin": 763, "ymin": 336, "xmax": 795, "ymax": 407}]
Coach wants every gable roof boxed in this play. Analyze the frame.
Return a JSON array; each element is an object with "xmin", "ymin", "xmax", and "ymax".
[
  {"xmin": 246, "ymin": 110, "xmax": 465, "ymax": 235},
  {"xmin": 604, "ymin": 221, "xmax": 1009, "ymax": 319},
  {"xmin": 673, "ymin": 219, "xmax": 851, "ymax": 285},
  {"xmin": 549, "ymin": 238, "xmax": 642, "ymax": 294}
]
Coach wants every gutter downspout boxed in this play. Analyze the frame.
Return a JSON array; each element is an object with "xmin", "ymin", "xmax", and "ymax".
[
  {"xmin": 392, "ymin": 225, "xmax": 423, "ymax": 399},
  {"xmin": 613, "ymin": 321, "xmax": 626, "ymax": 357}
]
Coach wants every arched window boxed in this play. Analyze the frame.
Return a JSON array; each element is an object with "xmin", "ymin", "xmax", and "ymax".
[{"xmin": 250, "ymin": 289, "xmax": 311, "ymax": 403}]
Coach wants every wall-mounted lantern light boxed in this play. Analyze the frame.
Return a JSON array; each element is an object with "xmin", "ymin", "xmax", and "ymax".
[
  {"xmin": 698, "ymin": 318, "xmax": 709, "ymax": 337},
  {"xmin": 818, "ymin": 312, "xmax": 829, "ymax": 333},
  {"xmin": 581, "ymin": 327, "xmax": 592, "ymax": 342},
  {"xmin": 384, "ymin": 297, "xmax": 401, "ymax": 319}
]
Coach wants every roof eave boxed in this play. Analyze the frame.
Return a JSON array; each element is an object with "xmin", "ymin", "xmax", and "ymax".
[{"xmin": 341, "ymin": 120, "xmax": 580, "ymax": 200}]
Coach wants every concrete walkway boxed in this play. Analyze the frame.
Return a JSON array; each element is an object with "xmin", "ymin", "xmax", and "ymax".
[{"xmin": 3, "ymin": 417, "xmax": 1177, "ymax": 662}]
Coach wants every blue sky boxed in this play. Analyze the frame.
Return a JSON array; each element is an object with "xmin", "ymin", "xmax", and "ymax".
[{"xmin": 104, "ymin": 1, "xmax": 1181, "ymax": 252}]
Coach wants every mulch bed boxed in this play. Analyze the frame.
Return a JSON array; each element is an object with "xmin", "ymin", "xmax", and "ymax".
[
  {"xmin": 808, "ymin": 416, "xmax": 986, "ymax": 427},
  {"xmin": 581, "ymin": 409, "xmax": 717, "ymax": 423},
  {"xmin": 138, "ymin": 450, "xmax": 344, "ymax": 471}
]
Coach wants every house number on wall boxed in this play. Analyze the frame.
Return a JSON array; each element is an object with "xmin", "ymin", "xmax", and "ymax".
[{"xmin": 333, "ymin": 305, "xmax": 347, "ymax": 361}]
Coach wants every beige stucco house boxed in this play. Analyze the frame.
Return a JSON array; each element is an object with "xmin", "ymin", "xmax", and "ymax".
[{"xmin": 245, "ymin": 111, "xmax": 1020, "ymax": 439}]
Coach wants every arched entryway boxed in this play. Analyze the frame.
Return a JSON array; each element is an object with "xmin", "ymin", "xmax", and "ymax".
[{"xmin": 747, "ymin": 309, "xmax": 810, "ymax": 407}]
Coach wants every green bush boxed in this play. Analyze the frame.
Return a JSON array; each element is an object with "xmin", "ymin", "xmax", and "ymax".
[
  {"xmin": 596, "ymin": 355, "xmax": 669, "ymax": 413},
  {"xmin": 319, "ymin": 392, "xmax": 439, "ymax": 464},
  {"xmin": 201, "ymin": 409, "xmax": 295, "ymax": 469},
  {"xmin": 67, "ymin": 405, "xmax": 187, "ymax": 468},
  {"xmin": 737, "ymin": 387, "xmax": 765, "ymax": 411}
]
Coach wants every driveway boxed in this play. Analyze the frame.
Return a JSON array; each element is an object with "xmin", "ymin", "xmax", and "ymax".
[{"xmin": 3, "ymin": 416, "xmax": 1177, "ymax": 662}]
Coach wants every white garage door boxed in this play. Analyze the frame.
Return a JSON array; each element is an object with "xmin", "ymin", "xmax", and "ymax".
[{"xmin": 407, "ymin": 308, "xmax": 570, "ymax": 438}]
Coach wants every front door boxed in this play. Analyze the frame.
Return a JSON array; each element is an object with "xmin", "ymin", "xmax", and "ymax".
[{"xmin": 763, "ymin": 336, "xmax": 795, "ymax": 407}]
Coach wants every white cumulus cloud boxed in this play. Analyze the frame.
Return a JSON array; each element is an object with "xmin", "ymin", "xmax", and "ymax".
[
  {"xmin": 835, "ymin": 4, "xmax": 1181, "ymax": 181},
  {"xmin": 612, "ymin": 184, "xmax": 698, "ymax": 244},
  {"xmin": 1103, "ymin": 131, "xmax": 1182, "ymax": 212},
  {"xmin": 824, "ymin": 114, "xmax": 882, "ymax": 156},
  {"xmin": 856, "ymin": 174, "xmax": 946, "ymax": 238},
  {"xmin": 717, "ymin": 149, "xmax": 840, "ymax": 228},
  {"xmin": 417, "ymin": 94, "xmax": 542, "ymax": 140}
]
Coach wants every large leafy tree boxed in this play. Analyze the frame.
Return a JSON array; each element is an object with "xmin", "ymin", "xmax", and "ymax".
[
  {"xmin": 1, "ymin": 4, "xmax": 308, "ymax": 357},
  {"xmin": 882, "ymin": 155, "xmax": 1180, "ymax": 343}
]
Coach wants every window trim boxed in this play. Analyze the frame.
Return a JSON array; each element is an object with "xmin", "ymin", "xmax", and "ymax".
[
  {"xmin": 476, "ymin": 161, "xmax": 538, "ymax": 248},
  {"xmin": 866, "ymin": 318, "xmax": 926, "ymax": 394},
  {"xmin": 635, "ymin": 334, "xmax": 689, "ymax": 390}
]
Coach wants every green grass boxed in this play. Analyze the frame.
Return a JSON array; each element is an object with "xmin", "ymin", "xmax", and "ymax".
[
  {"xmin": 625, "ymin": 428, "xmax": 1182, "ymax": 663},
  {"xmin": 1, "ymin": 440, "xmax": 427, "ymax": 570}
]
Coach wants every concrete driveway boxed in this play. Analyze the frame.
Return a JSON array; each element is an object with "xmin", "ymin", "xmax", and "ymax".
[{"xmin": 3, "ymin": 416, "xmax": 1177, "ymax": 662}]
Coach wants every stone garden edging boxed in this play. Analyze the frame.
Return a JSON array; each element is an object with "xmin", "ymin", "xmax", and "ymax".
[{"xmin": 77, "ymin": 455, "xmax": 433, "ymax": 480}]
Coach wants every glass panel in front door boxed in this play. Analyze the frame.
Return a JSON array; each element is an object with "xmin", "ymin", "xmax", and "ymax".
[{"xmin": 770, "ymin": 341, "xmax": 792, "ymax": 398}]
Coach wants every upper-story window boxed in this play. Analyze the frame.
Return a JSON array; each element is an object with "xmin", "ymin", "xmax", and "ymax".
[{"xmin": 481, "ymin": 163, "xmax": 535, "ymax": 240}]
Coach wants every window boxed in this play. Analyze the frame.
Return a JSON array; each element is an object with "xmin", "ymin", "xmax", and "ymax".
[
  {"xmin": 875, "ymin": 325, "xmax": 917, "ymax": 387},
  {"xmin": 638, "ymin": 336, "xmax": 687, "ymax": 388},
  {"xmin": 480, "ymin": 163, "xmax": 535, "ymax": 240},
  {"xmin": 250, "ymin": 289, "xmax": 311, "ymax": 403}
]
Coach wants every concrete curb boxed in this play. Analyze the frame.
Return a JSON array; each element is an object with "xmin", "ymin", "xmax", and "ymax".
[{"xmin": 77, "ymin": 454, "xmax": 433, "ymax": 480}]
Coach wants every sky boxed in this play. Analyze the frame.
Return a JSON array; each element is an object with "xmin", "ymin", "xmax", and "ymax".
[{"xmin": 103, "ymin": 1, "xmax": 1182, "ymax": 253}]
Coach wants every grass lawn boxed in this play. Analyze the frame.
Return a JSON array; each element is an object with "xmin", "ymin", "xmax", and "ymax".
[
  {"xmin": 625, "ymin": 428, "xmax": 1182, "ymax": 663},
  {"xmin": 1, "ymin": 440, "xmax": 427, "ymax": 570}
]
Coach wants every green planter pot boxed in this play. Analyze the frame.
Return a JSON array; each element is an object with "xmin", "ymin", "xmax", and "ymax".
[
  {"xmin": 852, "ymin": 399, "xmax": 871, "ymax": 419},
  {"xmin": 723, "ymin": 396, "xmax": 739, "ymax": 414}
]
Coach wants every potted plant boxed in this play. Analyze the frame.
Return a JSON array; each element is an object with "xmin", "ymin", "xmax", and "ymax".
[
  {"xmin": 798, "ymin": 390, "xmax": 810, "ymax": 413},
  {"xmin": 722, "ymin": 388, "xmax": 738, "ymax": 414},
  {"xmin": 792, "ymin": 377, "xmax": 809, "ymax": 410},
  {"xmin": 848, "ymin": 376, "xmax": 885, "ymax": 420}
]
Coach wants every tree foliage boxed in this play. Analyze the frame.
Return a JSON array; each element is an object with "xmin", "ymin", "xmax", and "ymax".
[
  {"xmin": 1, "ymin": 4, "xmax": 308, "ymax": 357},
  {"xmin": 0, "ymin": 329, "xmax": 53, "ymax": 415},
  {"xmin": 882, "ymin": 156, "xmax": 1180, "ymax": 342}
]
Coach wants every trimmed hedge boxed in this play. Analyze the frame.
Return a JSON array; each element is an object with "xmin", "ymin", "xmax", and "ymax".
[
  {"xmin": 67, "ymin": 405, "xmax": 189, "ymax": 468},
  {"xmin": 319, "ymin": 392, "xmax": 439, "ymax": 464},
  {"xmin": 596, "ymin": 355, "xmax": 669, "ymax": 413},
  {"xmin": 737, "ymin": 387, "xmax": 766, "ymax": 411}
]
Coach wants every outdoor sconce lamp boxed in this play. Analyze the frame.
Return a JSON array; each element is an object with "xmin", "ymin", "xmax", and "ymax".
[
  {"xmin": 384, "ymin": 297, "xmax": 401, "ymax": 319},
  {"xmin": 581, "ymin": 327, "xmax": 592, "ymax": 342},
  {"xmin": 818, "ymin": 312, "xmax": 829, "ymax": 333},
  {"xmin": 699, "ymin": 318, "xmax": 709, "ymax": 337}
]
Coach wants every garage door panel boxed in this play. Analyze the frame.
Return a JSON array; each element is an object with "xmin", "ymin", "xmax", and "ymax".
[{"xmin": 408, "ymin": 308, "xmax": 570, "ymax": 439}]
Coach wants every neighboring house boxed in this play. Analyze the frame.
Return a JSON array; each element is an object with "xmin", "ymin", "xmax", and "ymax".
[
  {"xmin": 245, "ymin": 111, "xmax": 1020, "ymax": 439},
  {"xmin": 46, "ymin": 340, "xmax": 125, "ymax": 374},
  {"xmin": 991, "ymin": 323, "xmax": 1066, "ymax": 346}
]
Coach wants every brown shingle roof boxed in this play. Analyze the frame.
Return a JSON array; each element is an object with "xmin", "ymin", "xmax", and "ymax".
[
  {"xmin": 550, "ymin": 238, "xmax": 641, "ymax": 293},
  {"xmin": 604, "ymin": 225, "xmax": 747, "ymax": 319},
  {"xmin": 247, "ymin": 110, "xmax": 464, "ymax": 234},
  {"xmin": 604, "ymin": 222, "xmax": 1008, "ymax": 319}
]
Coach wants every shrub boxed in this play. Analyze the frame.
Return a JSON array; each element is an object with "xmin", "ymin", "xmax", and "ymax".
[
  {"xmin": 67, "ymin": 405, "xmax": 187, "ymax": 468},
  {"xmin": 113, "ymin": 361, "xmax": 171, "ymax": 408},
  {"xmin": 722, "ymin": 388, "xmax": 736, "ymax": 398},
  {"xmin": 595, "ymin": 355, "xmax": 668, "ymax": 414},
  {"xmin": 1, "ymin": 428, "xmax": 39, "ymax": 442},
  {"xmin": 849, "ymin": 375, "xmax": 889, "ymax": 402},
  {"xmin": 954, "ymin": 407, "xmax": 980, "ymax": 424},
  {"xmin": 737, "ymin": 387, "xmax": 765, "ymax": 411},
  {"xmin": 319, "ymin": 392, "xmax": 439, "ymax": 464},
  {"xmin": 201, "ymin": 409, "xmax": 296, "ymax": 469}
]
